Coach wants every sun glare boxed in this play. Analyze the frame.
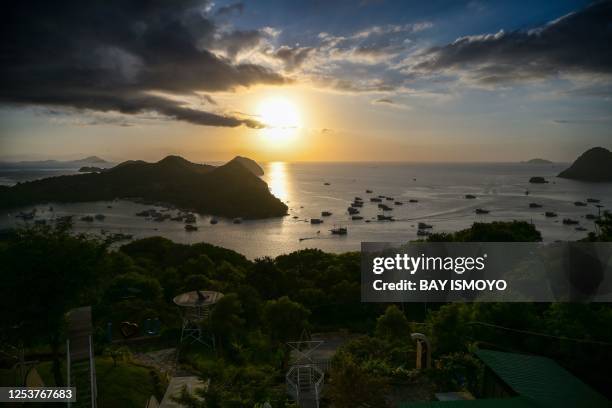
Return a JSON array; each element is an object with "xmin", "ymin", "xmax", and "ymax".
[{"xmin": 256, "ymin": 96, "xmax": 301, "ymax": 145}]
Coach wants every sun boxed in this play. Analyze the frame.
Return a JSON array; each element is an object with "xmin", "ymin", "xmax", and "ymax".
[{"xmin": 256, "ymin": 96, "xmax": 301, "ymax": 145}]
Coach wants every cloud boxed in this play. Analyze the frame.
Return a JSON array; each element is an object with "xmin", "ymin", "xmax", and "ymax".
[
  {"xmin": 371, "ymin": 98, "xmax": 411, "ymax": 110},
  {"xmin": 0, "ymin": 0, "xmax": 287, "ymax": 127},
  {"xmin": 215, "ymin": 2, "xmax": 244, "ymax": 17},
  {"xmin": 553, "ymin": 117, "xmax": 612, "ymax": 125},
  {"xmin": 410, "ymin": 1, "xmax": 612, "ymax": 85},
  {"xmin": 272, "ymin": 46, "xmax": 315, "ymax": 71},
  {"xmin": 374, "ymin": 98, "xmax": 395, "ymax": 104}
]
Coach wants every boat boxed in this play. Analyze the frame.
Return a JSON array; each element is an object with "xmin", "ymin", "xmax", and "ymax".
[
  {"xmin": 94, "ymin": 214, "xmax": 106, "ymax": 221},
  {"xmin": 529, "ymin": 203, "xmax": 542, "ymax": 208},
  {"xmin": 378, "ymin": 195, "xmax": 386, "ymax": 198},
  {"xmin": 354, "ymin": 197, "xmax": 363, "ymax": 201},
  {"xmin": 185, "ymin": 224, "xmax": 198, "ymax": 231},
  {"xmin": 109, "ymin": 232, "xmax": 133, "ymax": 241},
  {"xmin": 232, "ymin": 217, "xmax": 243, "ymax": 224},
  {"xmin": 377, "ymin": 214, "xmax": 394, "ymax": 221},
  {"xmin": 545, "ymin": 211, "xmax": 558, "ymax": 218},
  {"xmin": 418, "ymin": 222, "xmax": 433, "ymax": 229},
  {"xmin": 366, "ymin": 189, "xmax": 373, "ymax": 193},
  {"xmin": 324, "ymin": 182, "xmax": 331, "ymax": 186},
  {"xmin": 16, "ymin": 210, "xmax": 36, "ymax": 221},
  {"xmin": 370, "ymin": 197, "xmax": 382, "ymax": 202},
  {"xmin": 587, "ymin": 198, "xmax": 601, "ymax": 203},
  {"xmin": 394, "ymin": 201, "xmax": 403, "ymax": 205},
  {"xmin": 563, "ymin": 218, "xmax": 579, "ymax": 225},
  {"xmin": 575, "ymin": 226, "xmax": 588, "ymax": 231},
  {"xmin": 417, "ymin": 229, "xmax": 431, "ymax": 237},
  {"xmin": 385, "ymin": 197, "xmax": 394, "ymax": 201},
  {"xmin": 585, "ymin": 214, "xmax": 599, "ymax": 220},
  {"xmin": 465, "ymin": 194, "xmax": 477, "ymax": 199},
  {"xmin": 330, "ymin": 227, "xmax": 347, "ymax": 235},
  {"xmin": 81, "ymin": 215, "xmax": 94, "ymax": 222},
  {"xmin": 210, "ymin": 218, "xmax": 218, "ymax": 224},
  {"xmin": 574, "ymin": 201, "xmax": 587, "ymax": 207},
  {"xmin": 348, "ymin": 207, "xmax": 360, "ymax": 215},
  {"xmin": 184, "ymin": 213, "xmax": 196, "ymax": 223},
  {"xmin": 310, "ymin": 218, "xmax": 323, "ymax": 224},
  {"xmin": 351, "ymin": 215, "xmax": 364, "ymax": 220},
  {"xmin": 475, "ymin": 208, "xmax": 490, "ymax": 214},
  {"xmin": 378, "ymin": 204, "xmax": 393, "ymax": 211},
  {"xmin": 321, "ymin": 211, "xmax": 332, "ymax": 217},
  {"xmin": 351, "ymin": 202, "xmax": 363, "ymax": 208},
  {"xmin": 409, "ymin": 199, "xmax": 419, "ymax": 203}
]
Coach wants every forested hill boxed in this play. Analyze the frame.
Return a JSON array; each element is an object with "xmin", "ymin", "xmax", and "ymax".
[{"xmin": 0, "ymin": 155, "xmax": 287, "ymax": 219}]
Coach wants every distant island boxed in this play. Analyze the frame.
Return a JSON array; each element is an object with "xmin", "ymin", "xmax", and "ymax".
[
  {"xmin": 78, "ymin": 166, "xmax": 106, "ymax": 173},
  {"xmin": 0, "ymin": 156, "xmax": 287, "ymax": 218},
  {"xmin": 558, "ymin": 147, "xmax": 612, "ymax": 182},
  {"xmin": 522, "ymin": 158, "xmax": 553, "ymax": 164},
  {"xmin": 0, "ymin": 155, "xmax": 111, "ymax": 169}
]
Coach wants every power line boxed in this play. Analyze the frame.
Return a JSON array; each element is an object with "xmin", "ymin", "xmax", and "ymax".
[{"xmin": 467, "ymin": 321, "xmax": 612, "ymax": 347}]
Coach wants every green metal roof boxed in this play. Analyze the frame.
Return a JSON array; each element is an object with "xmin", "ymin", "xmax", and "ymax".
[
  {"xmin": 474, "ymin": 349, "xmax": 609, "ymax": 408},
  {"xmin": 399, "ymin": 396, "xmax": 537, "ymax": 408},
  {"xmin": 400, "ymin": 350, "xmax": 610, "ymax": 408}
]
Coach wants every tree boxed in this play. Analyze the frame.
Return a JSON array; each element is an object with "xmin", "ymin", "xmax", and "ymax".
[
  {"xmin": 0, "ymin": 225, "xmax": 105, "ymax": 386},
  {"xmin": 261, "ymin": 297, "xmax": 310, "ymax": 345},
  {"xmin": 210, "ymin": 293, "xmax": 244, "ymax": 353},
  {"xmin": 375, "ymin": 305, "xmax": 411, "ymax": 341},
  {"xmin": 247, "ymin": 257, "xmax": 286, "ymax": 299},
  {"xmin": 327, "ymin": 352, "xmax": 389, "ymax": 408}
]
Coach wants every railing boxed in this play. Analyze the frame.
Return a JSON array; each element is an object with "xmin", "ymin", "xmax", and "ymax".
[
  {"xmin": 66, "ymin": 340, "xmax": 71, "ymax": 408},
  {"xmin": 88, "ymin": 335, "xmax": 97, "ymax": 408},
  {"xmin": 286, "ymin": 364, "xmax": 324, "ymax": 408}
]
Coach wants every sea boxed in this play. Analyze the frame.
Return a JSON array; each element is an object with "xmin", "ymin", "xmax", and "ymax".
[{"xmin": 2, "ymin": 162, "xmax": 612, "ymax": 259}]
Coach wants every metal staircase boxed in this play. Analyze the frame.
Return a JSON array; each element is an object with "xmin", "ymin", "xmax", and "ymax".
[{"xmin": 286, "ymin": 364, "xmax": 324, "ymax": 408}]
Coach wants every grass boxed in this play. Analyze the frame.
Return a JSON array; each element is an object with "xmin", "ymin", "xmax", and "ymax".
[
  {"xmin": 0, "ymin": 368, "xmax": 15, "ymax": 386},
  {"xmin": 95, "ymin": 357, "xmax": 158, "ymax": 408},
  {"xmin": 24, "ymin": 357, "xmax": 159, "ymax": 408}
]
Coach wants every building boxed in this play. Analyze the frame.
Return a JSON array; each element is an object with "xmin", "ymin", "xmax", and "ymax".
[{"xmin": 400, "ymin": 349, "xmax": 609, "ymax": 408}]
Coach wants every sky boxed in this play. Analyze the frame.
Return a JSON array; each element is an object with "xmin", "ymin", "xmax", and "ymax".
[{"xmin": 0, "ymin": 0, "xmax": 611, "ymax": 163}]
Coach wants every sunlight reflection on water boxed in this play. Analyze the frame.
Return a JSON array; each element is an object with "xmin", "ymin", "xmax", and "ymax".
[{"xmin": 265, "ymin": 161, "xmax": 290, "ymax": 202}]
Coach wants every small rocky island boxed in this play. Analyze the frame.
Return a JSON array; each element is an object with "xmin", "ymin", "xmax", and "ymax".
[
  {"xmin": 522, "ymin": 158, "xmax": 553, "ymax": 164},
  {"xmin": 558, "ymin": 147, "xmax": 612, "ymax": 182},
  {"xmin": 529, "ymin": 176, "xmax": 548, "ymax": 184},
  {"xmin": 0, "ymin": 156, "xmax": 287, "ymax": 218}
]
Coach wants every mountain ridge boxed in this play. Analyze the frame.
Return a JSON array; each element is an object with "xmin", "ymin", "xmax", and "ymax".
[{"xmin": 0, "ymin": 156, "xmax": 286, "ymax": 219}]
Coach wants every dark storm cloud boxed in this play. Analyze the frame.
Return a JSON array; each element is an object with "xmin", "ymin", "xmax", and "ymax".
[
  {"xmin": 413, "ymin": 1, "xmax": 612, "ymax": 84},
  {"xmin": 0, "ymin": 0, "xmax": 287, "ymax": 127}
]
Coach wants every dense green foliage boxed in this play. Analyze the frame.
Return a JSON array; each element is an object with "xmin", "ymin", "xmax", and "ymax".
[
  {"xmin": 1, "ymin": 219, "xmax": 611, "ymax": 406},
  {"xmin": 0, "ymin": 156, "xmax": 288, "ymax": 218},
  {"xmin": 424, "ymin": 220, "xmax": 542, "ymax": 242}
]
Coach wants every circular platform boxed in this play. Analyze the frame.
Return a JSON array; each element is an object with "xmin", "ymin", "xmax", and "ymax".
[{"xmin": 173, "ymin": 290, "xmax": 224, "ymax": 307}]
